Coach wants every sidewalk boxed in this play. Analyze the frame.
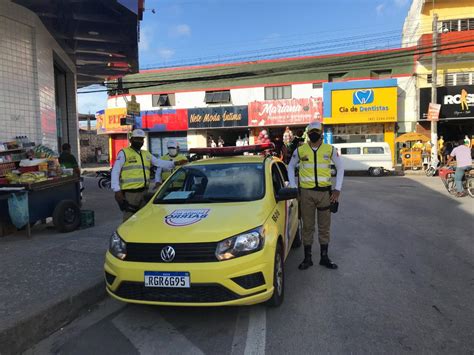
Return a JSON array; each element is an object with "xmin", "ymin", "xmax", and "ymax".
[{"xmin": 0, "ymin": 177, "xmax": 121, "ymax": 355}]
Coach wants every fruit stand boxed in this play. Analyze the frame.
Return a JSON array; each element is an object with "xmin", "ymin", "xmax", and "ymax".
[
  {"xmin": 0, "ymin": 137, "xmax": 82, "ymax": 237},
  {"xmin": 0, "ymin": 177, "xmax": 81, "ymax": 237}
]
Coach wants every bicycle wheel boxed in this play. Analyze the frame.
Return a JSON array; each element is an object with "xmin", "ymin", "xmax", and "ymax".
[
  {"xmin": 425, "ymin": 166, "xmax": 436, "ymax": 177},
  {"xmin": 467, "ymin": 177, "xmax": 474, "ymax": 198},
  {"xmin": 446, "ymin": 176, "xmax": 457, "ymax": 195}
]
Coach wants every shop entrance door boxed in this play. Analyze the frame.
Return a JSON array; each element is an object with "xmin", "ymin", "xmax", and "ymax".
[{"xmin": 110, "ymin": 134, "xmax": 128, "ymax": 166}]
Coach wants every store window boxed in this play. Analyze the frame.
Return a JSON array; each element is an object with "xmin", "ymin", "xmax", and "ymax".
[
  {"xmin": 441, "ymin": 18, "xmax": 474, "ymax": 32},
  {"xmin": 152, "ymin": 94, "xmax": 175, "ymax": 107},
  {"xmin": 332, "ymin": 124, "xmax": 385, "ymax": 144},
  {"xmin": 205, "ymin": 90, "xmax": 231, "ymax": 104},
  {"xmin": 328, "ymin": 72, "xmax": 348, "ymax": 82},
  {"xmin": 341, "ymin": 147, "xmax": 361, "ymax": 155},
  {"xmin": 444, "ymin": 72, "xmax": 474, "ymax": 86},
  {"xmin": 149, "ymin": 134, "xmax": 188, "ymax": 157},
  {"xmin": 371, "ymin": 69, "xmax": 392, "ymax": 79},
  {"xmin": 265, "ymin": 86, "xmax": 291, "ymax": 100}
]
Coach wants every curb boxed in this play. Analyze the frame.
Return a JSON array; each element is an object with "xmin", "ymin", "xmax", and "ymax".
[{"xmin": 0, "ymin": 279, "xmax": 106, "ymax": 355}]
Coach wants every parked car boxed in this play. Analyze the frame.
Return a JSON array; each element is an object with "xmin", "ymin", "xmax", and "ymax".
[
  {"xmin": 105, "ymin": 145, "xmax": 300, "ymax": 307},
  {"xmin": 333, "ymin": 142, "xmax": 394, "ymax": 176}
]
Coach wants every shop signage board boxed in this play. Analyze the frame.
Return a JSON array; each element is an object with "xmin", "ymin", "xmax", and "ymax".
[
  {"xmin": 328, "ymin": 87, "xmax": 397, "ymax": 124},
  {"xmin": 96, "ymin": 108, "xmax": 130, "ymax": 134},
  {"xmin": 137, "ymin": 109, "xmax": 189, "ymax": 132},
  {"xmin": 427, "ymin": 103, "xmax": 441, "ymax": 121},
  {"xmin": 126, "ymin": 95, "xmax": 140, "ymax": 116},
  {"xmin": 419, "ymin": 85, "xmax": 473, "ymax": 120},
  {"xmin": 188, "ymin": 106, "xmax": 248, "ymax": 129},
  {"xmin": 248, "ymin": 98, "xmax": 322, "ymax": 126}
]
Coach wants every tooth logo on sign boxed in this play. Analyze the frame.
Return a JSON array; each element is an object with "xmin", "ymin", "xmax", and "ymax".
[
  {"xmin": 353, "ymin": 90, "xmax": 374, "ymax": 105},
  {"xmin": 165, "ymin": 209, "xmax": 210, "ymax": 227}
]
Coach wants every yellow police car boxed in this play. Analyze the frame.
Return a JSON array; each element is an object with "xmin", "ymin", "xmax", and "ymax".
[{"xmin": 105, "ymin": 144, "xmax": 301, "ymax": 307}]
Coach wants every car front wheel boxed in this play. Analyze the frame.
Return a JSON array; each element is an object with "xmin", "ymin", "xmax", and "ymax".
[{"xmin": 266, "ymin": 243, "xmax": 284, "ymax": 307}]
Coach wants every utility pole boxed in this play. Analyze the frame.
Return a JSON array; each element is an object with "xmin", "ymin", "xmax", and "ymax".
[{"xmin": 430, "ymin": 13, "xmax": 439, "ymax": 166}]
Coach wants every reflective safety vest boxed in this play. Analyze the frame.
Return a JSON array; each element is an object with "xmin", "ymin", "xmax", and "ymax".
[
  {"xmin": 297, "ymin": 143, "xmax": 333, "ymax": 188},
  {"xmin": 120, "ymin": 147, "xmax": 152, "ymax": 190},
  {"xmin": 161, "ymin": 154, "xmax": 187, "ymax": 182}
]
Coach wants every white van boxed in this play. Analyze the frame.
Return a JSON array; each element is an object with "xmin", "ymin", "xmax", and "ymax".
[{"xmin": 332, "ymin": 142, "xmax": 394, "ymax": 176}]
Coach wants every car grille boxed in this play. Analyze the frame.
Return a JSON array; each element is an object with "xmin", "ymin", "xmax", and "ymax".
[
  {"xmin": 104, "ymin": 271, "xmax": 116, "ymax": 285},
  {"xmin": 113, "ymin": 282, "xmax": 243, "ymax": 303},
  {"xmin": 125, "ymin": 242, "xmax": 218, "ymax": 263},
  {"xmin": 232, "ymin": 272, "xmax": 265, "ymax": 289}
]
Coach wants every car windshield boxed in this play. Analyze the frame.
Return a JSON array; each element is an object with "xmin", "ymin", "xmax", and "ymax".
[{"xmin": 153, "ymin": 163, "xmax": 265, "ymax": 204}]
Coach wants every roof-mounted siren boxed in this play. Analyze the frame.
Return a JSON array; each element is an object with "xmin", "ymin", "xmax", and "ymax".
[{"xmin": 189, "ymin": 143, "xmax": 275, "ymax": 157}]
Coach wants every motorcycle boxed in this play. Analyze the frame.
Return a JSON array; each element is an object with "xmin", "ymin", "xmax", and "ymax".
[
  {"xmin": 96, "ymin": 170, "xmax": 111, "ymax": 189},
  {"xmin": 438, "ymin": 165, "xmax": 474, "ymax": 198}
]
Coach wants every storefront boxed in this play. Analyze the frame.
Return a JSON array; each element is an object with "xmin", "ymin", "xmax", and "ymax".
[
  {"xmin": 96, "ymin": 108, "xmax": 131, "ymax": 165},
  {"xmin": 137, "ymin": 109, "xmax": 189, "ymax": 157},
  {"xmin": 248, "ymin": 97, "xmax": 323, "ymax": 144},
  {"xmin": 419, "ymin": 85, "xmax": 474, "ymax": 141},
  {"xmin": 323, "ymin": 79, "xmax": 398, "ymax": 161},
  {"xmin": 187, "ymin": 106, "xmax": 249, "ymax": 147}
]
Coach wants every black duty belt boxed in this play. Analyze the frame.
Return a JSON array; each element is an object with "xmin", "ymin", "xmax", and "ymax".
[
  {"xmin": 302, "ymin": 186, "xmax": 332, "ymax": 192},
  {"xmin": 122, "ymin": 187, "xmax": 147, "ymax": 193}
]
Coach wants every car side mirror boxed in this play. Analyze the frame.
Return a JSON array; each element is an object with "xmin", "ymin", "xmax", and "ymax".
[{"xmin": 276, "ymin": 187, "xmax": 298, "ymax": 202}]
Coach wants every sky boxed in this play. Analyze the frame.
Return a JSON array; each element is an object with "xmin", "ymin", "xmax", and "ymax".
[{"xmin": 77, "ymin": 0, "xmax": 413, "ymax": 114}]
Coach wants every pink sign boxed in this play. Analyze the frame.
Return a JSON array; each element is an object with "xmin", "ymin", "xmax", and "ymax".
[{"xmin": 248, "ymin": 98, "xmax": 323, "ymax": 127}]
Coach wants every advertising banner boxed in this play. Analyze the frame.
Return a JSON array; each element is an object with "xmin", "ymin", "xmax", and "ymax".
[
  {"xmin": 137, "ymin": 109, "xmax": 188, "ymax": 132},
  {"xmin": 248, "ymin": 98, "xmax": 322, "ymax": 127},
  {"xmin": 96, "ymin": 108, "xmax": 129, "ymax": 134},
  {"xmin": 427, "ymin": 103, "xmax": 441, "ymax": 121},
  {"xmin": 188, "ymin": 106, "xmax": 248, "ymax": 129},
  {"xmin": 419, "ymin": 85, "xmax": 474, "ymax": 120},
  {"xmin": 328, "ymin": 87, "xmax": 397, "ymax": 124}
]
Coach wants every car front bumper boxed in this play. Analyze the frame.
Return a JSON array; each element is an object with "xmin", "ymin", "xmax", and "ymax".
[{"xmin": 104, "ymin": 247, "xmax": 275, "ymax": 306}]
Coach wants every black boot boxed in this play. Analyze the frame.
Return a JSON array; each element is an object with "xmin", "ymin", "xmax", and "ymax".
[
  {"xmin": 319, "ymin": 244, "xmax": 338, "ymax": 269},
  {"xmin": 298, "ymin": 245, "xmax": 314, "ymax": 270}
]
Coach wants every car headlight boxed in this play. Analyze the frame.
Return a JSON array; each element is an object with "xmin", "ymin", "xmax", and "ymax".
[
  {"xmin": 109, "ymin": 231, "xmax": 127, "ymax": 260},
  {"xmin": 216, "ymin": 227, "xmax": 265, "ymax": 261}
]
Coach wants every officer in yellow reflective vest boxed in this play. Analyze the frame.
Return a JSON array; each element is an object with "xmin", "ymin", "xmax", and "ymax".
[
  {"xmin": 288, "ymin": 122, "xmax": 344, "ymax": 270},
  {"xmin": 155, "ymin": 141, "xmax": 188, "ymax": 188},
  {"xmin": 111, "ymin": 129, "xmax": 183, "ymax": 222}
]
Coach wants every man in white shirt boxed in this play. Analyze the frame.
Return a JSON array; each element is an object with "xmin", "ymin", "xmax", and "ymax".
[
  {"xmin": 111, "ymin": 129, "xmax": 182, "ymax": 221},
  {"xmin": 447, "ymin": 139, "xmax": 472, "ymax": 197},
  {"xmin": 288, "ymin": 122, "xmax": 344, "ymax": 270}
]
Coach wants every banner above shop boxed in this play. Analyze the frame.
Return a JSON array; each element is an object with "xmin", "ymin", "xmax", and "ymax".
[
  {"xmin": 419, "ymin": 85, "xmax": 473, "ymax": 120},
  {"xmin": 96, "ymin": 108, "xmax": 130, "ymax": 134},
  {"xmin": 248, "ymin": 98, "xmax": 322, "ymax": 127},
  {"xmin": 188, "ymin": 106, "xmax": 248, "ymax": 129},
  {"xmin": 323, "ymin": 79, "xmax": 398, "ymax": 124},
  {"xmin": 137, "ymin": 109, "xmax": 188, "ymax": 132}
]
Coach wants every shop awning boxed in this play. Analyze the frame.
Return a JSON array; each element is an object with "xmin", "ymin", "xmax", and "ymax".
[
  {"xmin": 13, "ymin": 0, "xmax": 143, "ymax": 88},
  {"xmin": 395, "ymin": 132, "xmax": 430, "ymax": 143}
]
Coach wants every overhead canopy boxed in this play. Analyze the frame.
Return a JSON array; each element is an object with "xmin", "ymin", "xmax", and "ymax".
[
  {"xmin": 395, "ymin": 132, "xmax": 430, "ymax": 143},
  {"xmin": 13, "ymin": 0, "xmax": 143, "ymax": 88}
]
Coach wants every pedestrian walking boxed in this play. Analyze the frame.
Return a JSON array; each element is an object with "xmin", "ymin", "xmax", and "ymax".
[
  {"xmin": 288, "ymin": 122, "xmax": 344, "ymax": 270},
  {"xmin": 111, "ymin": 129, "xmax": 184, "ymax": 221},
  {"xmin": 447, "ymin": 138, "xmax": 472, "ymax": 197},
  {"xmin": 155, "ymin": 141, "xmax": 188, "ymax": 188}
]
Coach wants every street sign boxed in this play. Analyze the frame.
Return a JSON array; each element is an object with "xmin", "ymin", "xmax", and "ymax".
[
  {"xmin": 427, "ymin": 103, "xmax": 441, "ymax": 121},
  {"xmin": 126, "ymin": 95, "xmax": 140, "ymax": 116},
  {"xmin": 120, "ymin": 115, "xmax": 135, "ymax": 126}
]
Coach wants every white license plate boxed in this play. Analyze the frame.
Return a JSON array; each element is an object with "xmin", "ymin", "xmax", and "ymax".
[{"xmin": 144, "ymin": 272, "xmax": 190, "ymax": 288}]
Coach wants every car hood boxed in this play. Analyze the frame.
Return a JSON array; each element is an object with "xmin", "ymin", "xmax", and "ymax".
[{"xmin": 118, "ymin": 201, "xmax": 269, "ymax": 243}]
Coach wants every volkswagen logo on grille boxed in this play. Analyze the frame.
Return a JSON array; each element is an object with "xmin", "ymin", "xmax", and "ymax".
[{"xmin": 160, "ymin": 246, "xmax": 176, "ymax": 262}]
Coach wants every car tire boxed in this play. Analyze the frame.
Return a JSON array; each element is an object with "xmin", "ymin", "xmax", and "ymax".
[
  {"xmin": 369, "ymin": 167, "xmax": 383, "ymax": 177},
  {"xmin": 266, "ymin": 242, "xmax": 284, "ymax": 307},
  {"xmin": 291, "ymin": 220, "xmax": 302, "ymax": 249},
  {"xmin": 53, "ymin": 200, "xmax": 81, "ymax": 233}
]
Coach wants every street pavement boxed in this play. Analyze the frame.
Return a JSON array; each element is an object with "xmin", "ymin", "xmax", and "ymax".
[{"xmin": 22, "ymin": 175, "xmax": 473, "ymax": 355}]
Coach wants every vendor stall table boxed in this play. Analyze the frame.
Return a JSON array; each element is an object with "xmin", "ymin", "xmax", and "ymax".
[{"xmin": 0, "ymin": 176, "xmax": 81, "ymax": 237}]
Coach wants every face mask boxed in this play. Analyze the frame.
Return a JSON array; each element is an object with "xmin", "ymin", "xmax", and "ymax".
[
  {"xmin": 131, "ymin": 140, "xmax": 143, "ymax": 150},
  {"xmin": 168, "ymin": 148, "xmax": 178, "ymax": 157},
  {"xmin": 308, "ymin": 132, "xmax": 321, "ymax": 143}
]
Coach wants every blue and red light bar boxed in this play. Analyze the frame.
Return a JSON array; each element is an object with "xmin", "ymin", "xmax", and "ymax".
[{"xmin": 189, "ymin": 143, "xmax": 275, "ymax": 157}]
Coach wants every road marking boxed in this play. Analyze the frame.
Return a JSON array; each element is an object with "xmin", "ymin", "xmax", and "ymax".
[
  {"xmin": 112, "ymin": 306, "xmax": 205, "ymax": 355},
  {"xmin": 244, "ymin": 306, "xmax": 266, "ymax": 355}
]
